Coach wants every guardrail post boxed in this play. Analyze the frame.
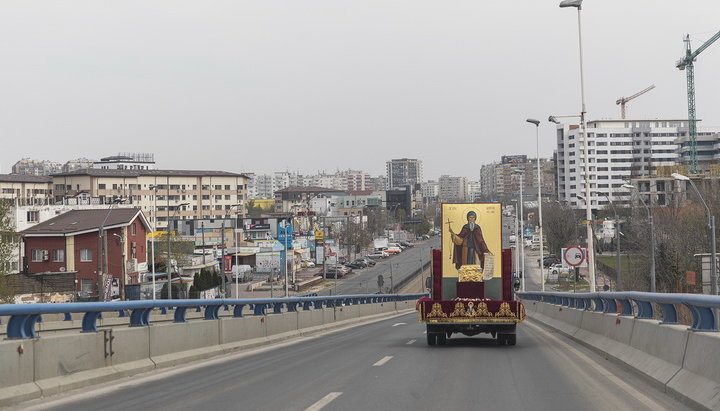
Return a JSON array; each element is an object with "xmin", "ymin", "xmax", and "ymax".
[
  {"xmin": 592, "ymin": 297, "xmax": 604, "ymax": 312},
  {"xmin": 618, "ymin": 299, "xmax": 633, "ymax": 316},
  {"xmin": 130, "ymin": 308, "xmax": 151, "ymax": 327},
  {"xmin": 233, "ymin": 305, "xmax": 245, "ymax": 317},
  {"xmin": 272, "ymin": 303, "xmax": 283, "ymax": 314},
  {"xmin": 64, "ymin": 313, "xmax": 72, "ymax": 321},
  {"xmin": 7, "ymin": 314, "xmax": 41, "ymax": 339},
  {"xmin": 659, "ymin": 303, "xmax": 678, "ymax": 324},
  {"xmin": 601, "ymin": 298, "xmax": 617, "ymax": 313},
  {"xmin": 174, "ymin": 307, "xmax": 188, "ymax": 322},
  {"xmin": 686, "ymin": 304, "xmax": 717, "ymax": 332},
  {"xmin": 301, "ymin": 301, "xmax": 313, "ymax": 311},
  {"xmin": 287, "ymin": 302, "xmax": 298, "ymax": 312},
  {"xmin": 634, "ymin": 300, "xmax": 654, "ymax": 319},
  {"xmin": 253, "ymin": 303, "xmax": 267, "ymax": 316},
  {"xmin": 81, "ymin": 312, "xmax": 102, "ymax": 333},
  {"xmin": 204, "ymin": 305, "xmax": 221, "ymax": 320}
]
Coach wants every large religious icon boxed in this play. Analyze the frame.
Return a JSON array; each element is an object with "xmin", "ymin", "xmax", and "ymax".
[{"xmin": 441, "ymin": 203, "xmax": 502, "ymax": 279}]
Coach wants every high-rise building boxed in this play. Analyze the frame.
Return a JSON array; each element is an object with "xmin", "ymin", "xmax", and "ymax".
[
  {"xmin": 438, "ymin": 175, "xmax": 468, "ymax": 202},
  {"xmin": 554, "ymin": 118, "xmax": 719, "ymax": 210},
  {"xmin": 467, "ymin": 181, "xmax": 482, "ymax": 202},
  {"xmin": 62, "ymin": 158, "xmax": 96, "ymax": 173},
  {"xmin": 479, "ymin": 155, "xmax": 555, "ymax": 203},
  {"xmin": 386, "ymin": 158, "xmax": 423, "ymax": 189},
  {"xmin": 12, "ymin": 158, "xmax": 62, "ymax": 176}
]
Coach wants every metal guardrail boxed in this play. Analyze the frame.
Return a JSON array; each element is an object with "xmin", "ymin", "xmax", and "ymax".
[
  {"xmin": 0, "ymin": 293, "xmax": 427, "ymax": 339},
  {"xmin": 518, "ymin": 291, "xmax": 720, "ymax": 332}
]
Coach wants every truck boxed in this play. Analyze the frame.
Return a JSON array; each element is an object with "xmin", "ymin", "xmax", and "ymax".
[{"xmin": 417, "ymin": 202, "xmax": 525, "ymax": 346}]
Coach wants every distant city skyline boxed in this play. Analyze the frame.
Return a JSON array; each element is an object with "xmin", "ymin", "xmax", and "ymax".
[{"xmin": 1, "ymin": 1, "xmax": 718, "ymax": 178}]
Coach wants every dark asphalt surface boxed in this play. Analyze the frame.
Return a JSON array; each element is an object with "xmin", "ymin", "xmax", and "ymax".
[
  {"xmin": 318, "ymin": 237, "xmax": 439, "ymax": 295},
  {"xmin": 31, "ymin": 312, "xmax": 688, "ymax": 411}
]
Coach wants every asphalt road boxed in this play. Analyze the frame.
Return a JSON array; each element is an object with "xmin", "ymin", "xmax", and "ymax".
[
  {"xmin": 318, "ymin": 237, "xmax": 440, "ymax": 295},
  {"xmin": 28, "ymin": 312, "xmax": 689, "ymax": 411}
]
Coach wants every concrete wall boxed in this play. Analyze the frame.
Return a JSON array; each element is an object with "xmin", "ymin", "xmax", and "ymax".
[
  {"xmin": 0, "ymin": 301, "xmax": 415, "ymax": 407},
  {"xmin": 523, "ymin": 299, "xmax": 720, "ymax": 411}
]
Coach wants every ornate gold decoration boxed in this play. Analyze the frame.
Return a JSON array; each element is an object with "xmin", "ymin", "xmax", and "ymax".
[
  {"xmin": 449, "ymin": 302, "xmax": 467, "ymax": 317},
  {"xmin": 476, "ymin": 302, "xmax": 492, "ymax": 317},
  {"xmin": 458, "ymin": 264, "xmax": 483, "ymax": 282},
  {"xmin": 495, "ymin": 302, "xmax": 515, "ymax": 318},
  {"xmin": 427, "ymin": 303, "xmax": 447, "ymax": 318}
]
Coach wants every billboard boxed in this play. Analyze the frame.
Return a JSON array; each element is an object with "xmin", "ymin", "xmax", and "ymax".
[
  {"xmin": 441, "ymin": 203, "xmax": 502, "ymax": 278},
  {"xmin": 501, "ymin": 155, "xmax": 527, "ymax": 164}
]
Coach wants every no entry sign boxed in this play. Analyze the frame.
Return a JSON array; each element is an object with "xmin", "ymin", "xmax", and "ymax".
[{"xmin": 563, "ymin": 246, "xmax": 585, "ymax": 267}]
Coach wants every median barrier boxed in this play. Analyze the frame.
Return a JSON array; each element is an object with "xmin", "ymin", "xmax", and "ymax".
[
  {"xmin": 519, "ymin": 291, "xmax": 720, "ymax": 410},
  {"xmin": 0, "ymin": 293, "xmax": 426, "ymax": 407}
]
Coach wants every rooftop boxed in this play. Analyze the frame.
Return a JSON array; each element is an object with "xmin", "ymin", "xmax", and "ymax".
[
  {"xmin": 275, "ymin": 186, "xmax": 346, "ymax": 194},
  {"xmin": 0, "ymin": 174, "xmax": 52, "ymax": 183},
  {"xmin": 51, "ymin": 169, "xmax": 249, "ymax": 178},
  {"xmin": 22, "ymin": 208, "xmax": 148, "ymax": 236}
]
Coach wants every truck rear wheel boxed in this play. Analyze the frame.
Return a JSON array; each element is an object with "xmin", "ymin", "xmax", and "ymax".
[
  {"xmin": 427, "ymin": 333, "xmax": 437, "ymax": 346},
  {"xmin": 437, "ymin": 333, "xmax": 447, "ymax": 345}
]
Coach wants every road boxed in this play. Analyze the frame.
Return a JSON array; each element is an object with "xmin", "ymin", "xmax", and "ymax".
[
  {"xmin": 318, "ymin": 237, "xmax": 440, "ymax": 295},
  {"xmin": 26, "ymin": 312, "xmax": 689, "ymax": 411}
]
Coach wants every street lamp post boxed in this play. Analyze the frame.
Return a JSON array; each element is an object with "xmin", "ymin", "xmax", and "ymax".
[
  {"xmin": 166, "ymin": 202, "xmax": 190, "ymax": 300},
  {"xmin": 149, "ymin": 184, "xmax": 159, "ymax": 300},
  {"xmin": 527, "ymin": 118, "xmax": 545, "ymax": 291},
  {"xmin": 672, "ymin": 173, "xmax": 717, "ymax": 295},
  {"xmin": 560, "ymin": 0, "xmax": 596, "ymax": 291},
  {"xmin": 514, "ymin": 172, "xmax": 526, "ymax": 289},
  {"xmin": 622, "ymin": 184, "xmax": 656, "ymax": 292},
  {"xmin": 230, "ymin": 204, "xmax": 243, "ymax": 299}
]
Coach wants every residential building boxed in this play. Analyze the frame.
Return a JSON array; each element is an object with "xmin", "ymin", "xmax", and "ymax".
[
  {"xmin": 467, "ymin": 181, "xmax": 482, "ymax": 202},
  {"xmin": 0, "ymin": 174, "xmax": 53, "ymax": 205},
  {"xmin": 676, "ymin": 132, "xmax": 720, "ymax": 168},
  {"xmin": 366, "ymin": 175, "xmax": 387, "ymax": 191},
  {"xmin": 274, "ymin": 186, "xmax": 346, "ymax": 213},
  {"xmin": 438, "ymin": 175, "xmax": 468, "ymax": 202},
  {"xmin": 421, "ymin": 180, "xmax": 440, "ymax": 202},
  {"xmin": 21, "ymin": 208, "xmax": 150, "ymax": 300},
  {"xmin": 92, "ymin": 153, "xmax": 156, "ymax": 170},
  {"xmin": 50, "ymin": 169, "xmax": 249, "ymax": 229},
  {"xmin": 62, "ymin": 158, "xmax": 96, "ymax": 173},
  {"xmin": 12, "ymin": 158, "xmax": 62, "ymax": 176},
  {"xmin": 338, "ymin": 169, "xmax": 372, "ymax": 191},
  {"xmin": 386, "ymin": 158, "xmax": 423, "ymax": 189},
  {"xmin": 479, "ymin": 155, "xmax": 554, "ymax": 203},
  {"xmin": 554, "ymin": 118, "xmax": 720, "ymax": 210}
]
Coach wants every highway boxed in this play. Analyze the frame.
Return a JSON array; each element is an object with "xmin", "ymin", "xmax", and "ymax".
[
  {"xmin": 318, "ymin": 237, "xmax": 439, "ymax": 295},
  {"xmin": 25, "ymin": 312, "xmax": 689, "ymax": 411}
]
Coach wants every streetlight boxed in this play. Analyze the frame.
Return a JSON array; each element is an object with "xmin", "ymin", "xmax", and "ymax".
[
  {"xmin": 149, "ymin": 184, "xmax": 159, "ymax": 300},
  {"xmin": 98, "ymin": 197, "xmax": 126, "ymax": 301},
  {"xmin": 560, "ymin": 0, "xmax": 596, "ymax": 291},
  {"xmin": 671, "ymin": 173, "xmax": 717, "ymax": 295},
  {"xmin": 622, "ymin": 183, "xmax": 657, "ymax": 292},
  {"xmin": 596, "ymin": 192, "xmax": 622, "ymax": 290},
  {"xmin": 513, "ymin": 171, "xmax": 526, "ymax": 290},
  {"xmin": 230, "ymin": 203, "xmax": 243, "ymax": 298},
  {"xmin": 166, "ymin": 202, "xmax": 190, "ymax": 300},
  {"xmin": 527, "ymin": 118, "xmax": 546, "ymax": 291}
]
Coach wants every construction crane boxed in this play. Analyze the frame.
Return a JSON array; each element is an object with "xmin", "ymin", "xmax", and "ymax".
[
  {"xmin": 676, "ymin": 31, "xmax": 720, "ymax": 174},
  {"xmin": 616, "ymin": 85, "xmax": 655, "ymax": 119}
]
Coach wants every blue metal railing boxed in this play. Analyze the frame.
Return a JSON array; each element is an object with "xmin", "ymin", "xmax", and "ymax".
[
  {"xmin": 518, "ymin": 291, "xmax": 720, "ymax": 332},
  {"xmin": 0, "ymin": 293, "xmax": 427, "ymax": 339}
]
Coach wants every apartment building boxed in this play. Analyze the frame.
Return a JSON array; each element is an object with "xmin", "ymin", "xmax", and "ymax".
[
  {"xmin": 554, "ymin": 119, "xmax": 720, "ymax": 210},
  {"xmin": 92, "ymin": 153, "xmax": 156, "ymax": 170},
  {"xmin": 0, "ymin": 174, "xmax": 53, "ymax": 205},
  {"xmin": 11, "ymin": 158, "xmax": 62, "ymax": 176},
  {"xmin": 51, "ymin": 169, "xmax": 249, "ymax": 228},
  {"xmin": 438, "ymin": 175, "xmax": 468, "ymax": 202},
  {"xmin": 479, "ymin": 155, "xmax": 554, "ymax": 202},
  {"xmin": 386, "ymin": 158, "xmax": 423, "ymax": 189}
]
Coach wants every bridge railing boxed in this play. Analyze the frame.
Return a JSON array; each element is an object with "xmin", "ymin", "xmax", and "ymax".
[
  {"xmin": 518, "ymin": 291, "xmax": 719, "ymax": 332},
  {"xmin": 0, "ymin": 293, "xmax": 427, "ymax": 339}
]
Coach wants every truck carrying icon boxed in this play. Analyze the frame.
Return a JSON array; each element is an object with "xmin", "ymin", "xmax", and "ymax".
[{"xmin": 416, "ymin": 203, "xmax": 525, "ymax": 346}]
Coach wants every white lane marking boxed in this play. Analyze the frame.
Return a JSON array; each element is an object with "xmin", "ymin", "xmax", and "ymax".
[
  {"xmin": 406, "ymin": 339, "xmax": 416, "ymax": 345},
  {"xmin": 373, "ymin": 356, "xmax": 394, "ymax": 366},
  {"xmin": 525, "ymin": 322, "xmax": 666, "ymax": 410},
  {"xmin": 423, "ymin": 330, "xmax": 427, "ymax": 334},
  {"xmin": 305, "ymin": 392, "xmax": 343, "ymax": 411},
  {"xmin": 392, "ymin": 322, "xmax": 406, "ymax": 327}
]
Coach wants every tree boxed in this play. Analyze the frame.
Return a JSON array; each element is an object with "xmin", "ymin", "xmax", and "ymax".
[
  {"xmin": 542, "ymin": 201, "xmax": 580, "ymax": 257},
  {"xmin": 245, "ymin": 200, "xmax": 265, "ymax": 217},
  {"xmin": 0, "ymin": 200, "xmax": 17, "ymax": 303},
  {"xmin": 152, "ymin": 233, "xmax": 194, "ymax": 273}
]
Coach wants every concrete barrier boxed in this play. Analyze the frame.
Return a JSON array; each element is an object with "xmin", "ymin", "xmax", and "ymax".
[
  {"xmin": 525, "ymin": 300, "xmax": 720, "ymax": 410},
  {"xmin": 0, "ymin": 301, "xmax": 418, "ymax": 408}
]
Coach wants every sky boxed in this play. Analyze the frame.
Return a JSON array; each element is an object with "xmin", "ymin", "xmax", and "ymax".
[{"xmin": 1, "ymin": 1, "xmax": 719, "ymax": 180}]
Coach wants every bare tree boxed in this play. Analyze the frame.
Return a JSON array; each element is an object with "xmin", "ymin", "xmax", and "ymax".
[{"xmin": 542, "ymin": 201, "xmax": 580, "ymax": 257}]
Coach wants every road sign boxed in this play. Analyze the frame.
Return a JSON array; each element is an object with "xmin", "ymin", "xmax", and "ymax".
[{"xmin": 563, "ymin": 246, "xmax": 585, "ymax": 267}]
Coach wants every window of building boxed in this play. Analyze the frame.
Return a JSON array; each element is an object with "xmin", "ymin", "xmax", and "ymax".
[
  {"xmin": 81, "ymin": 279, "xmax": 93, "ymax": 294},
  {"xmin": 99, "ymin": 184, "xmax": 106, "ymax": 189},
  {"xmin": 53, "ymin": 249, "xmax": 65, "ymax": 262},
  {"xmin": 131, "ymin": 242, "xmax": 137, "ymax": 259},
  {"xmin": 214, "ymin": 185, "xmax": 222, "ymax": 190},
  {"xmin": 202, "ymin": 195, "xmax": 210, "ymax": 200},
  {"xmin": 31, "ymin": 249, "xmax": 46, "ymax": 262},
  {"xmin": 131, "ymin": 223, "xmax": 137, "ymax": 236},
  {"xmin": 26, "ymin": 211, "xmax": 39, "ymax": 222},
  {"xmin": 80, "ymin": 249, "xmax": 93, "ymax": 262},
  {"xmin": 215, "ymin": 195, "xmax": 222, "ymax": 200}
]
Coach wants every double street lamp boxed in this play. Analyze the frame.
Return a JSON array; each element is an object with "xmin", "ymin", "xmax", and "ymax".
[
  {"xmin": 672, "ymin": 173, "xmax": 717, "ymax": 295},
  {"xmin": 166, "ymin": 202, "xmax": 190, "ymax": 300},
  {"xmin": 622, "ymin": 184, "xmax": 656, "ymax": 292},
  {"xmin": 559, "ymin": 0, "xmax": 596, "ymax": 291}
]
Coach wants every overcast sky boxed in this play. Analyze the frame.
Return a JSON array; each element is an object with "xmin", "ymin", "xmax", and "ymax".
[{"xmin": 2, "ymin": 1, "xmax": 719, "ymax": 180}]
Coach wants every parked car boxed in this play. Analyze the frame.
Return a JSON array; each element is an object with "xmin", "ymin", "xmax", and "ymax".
[
  {"xmin": 361, "ymin": 257, "xmax": 376, "ymax": 266},
  {"xmin": 542, "ymin": 255, "xmax": 561, "ymax": 268},
  {"xmin": 345, "ymin": 260, "xmax": 365, "ymax": 269},
  {"xmin": 384, "ymin": 246, "xmax": 402, "ymax": 254},
  {"xmin": 301, "ymin": 260, "xmax": 316, "ymax": 268},
  {"xmin": 368, "ymin": 251, "xmax": 389, "ymax": 259},
  {"xmin": 549, "ymin": 264, "xmax": 571, "ymax": 276},
  {"xmin": 399, "ymin": 241, "xmax": 414, "ymax": 248}
]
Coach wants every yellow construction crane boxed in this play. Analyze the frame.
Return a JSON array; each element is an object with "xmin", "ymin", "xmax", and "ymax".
[{"xmin": 615, "ymin": 85, "xmax": 655, "ymax": 119}]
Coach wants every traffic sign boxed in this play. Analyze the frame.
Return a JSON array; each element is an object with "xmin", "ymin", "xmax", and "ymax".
[{"xmin": 563, "ymin": 246, "xmax": 585, "ymax": 267}]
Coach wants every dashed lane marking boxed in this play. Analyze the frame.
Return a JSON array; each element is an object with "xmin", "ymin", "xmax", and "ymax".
[
  {"xmin": 305, "ymin": 392, "xmax": 343, "ymax": 411},
  {"xmin": 373, "ymin": 356, "xmax": 394, "ymax": 366},
  {"xmin": 406, "ymin": 339, "xmax": 416, "ymax": 345},
  {"xmin": 392, "ymin": 322, "xmax": 406, "ymax": 327}
]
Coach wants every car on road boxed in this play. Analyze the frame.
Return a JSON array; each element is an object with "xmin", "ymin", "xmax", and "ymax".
[
  {"xmin": 399, "ymin": 241, "xmax": 414, "ymax": 248},
  {"xmin": 367, "ymin": 251, "xmax": 389, "ymax": 259},
  {"xmin": 542, "ymin": 255, "xmax": 561, "ymax": 268},
  {"xmin": 301, "ymin": 260, "xmax": 316, "ymax": 268},
  {"xmin": 384, "ymin": 246, "xmax": 402, "ymax": 254}
]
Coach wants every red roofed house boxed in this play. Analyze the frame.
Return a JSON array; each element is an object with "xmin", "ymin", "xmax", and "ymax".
[{"xmin": 21, "ymin": 208, "xmax": 150, "ymax": 300}]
